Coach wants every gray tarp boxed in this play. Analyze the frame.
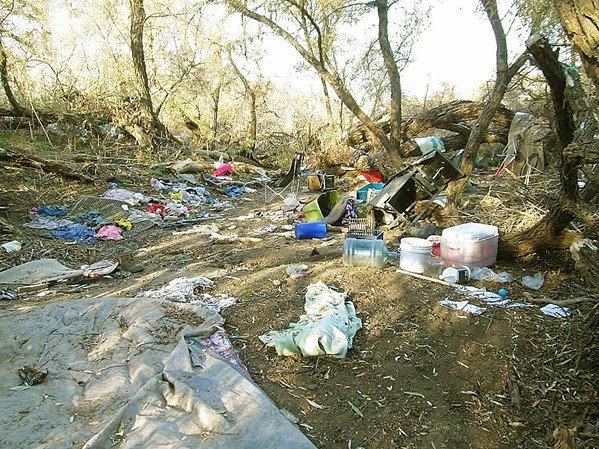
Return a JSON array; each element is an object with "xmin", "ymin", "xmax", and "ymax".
[
  {"xmin": 0, "ymin": 297, "xmax": 316, "ymax": 449},
  {"xmin": 0, "ymin": 259, "xmax": 83, "ymax": 285}
]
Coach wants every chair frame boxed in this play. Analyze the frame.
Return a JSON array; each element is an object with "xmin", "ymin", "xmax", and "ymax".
[{"xmin": 263, "ymin": 152, "xmax": 304, "ymax": 203}]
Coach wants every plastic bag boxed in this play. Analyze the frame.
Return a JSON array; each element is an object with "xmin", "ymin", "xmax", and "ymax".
[
  {"xmin": 522, "ymin": 272, "xmax": 545, "ymax": 290},
  {"xmin": 470, "ymin": 267, "xmax": 513, "ymax": 283}
]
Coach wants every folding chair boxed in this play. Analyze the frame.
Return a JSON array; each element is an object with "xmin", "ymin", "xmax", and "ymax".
[{"xmin": 262, "ymin": 152, "xmax": 304, "ymax": 203}]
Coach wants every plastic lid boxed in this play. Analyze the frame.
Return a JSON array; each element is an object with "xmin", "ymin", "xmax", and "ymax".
[
  {"xmin": 400, "ymin": 237, "xmax": 433, "ymax": 249},
  {"xmin": 441, "ymin": 223, "xmax": 498, "ymax": 242}
]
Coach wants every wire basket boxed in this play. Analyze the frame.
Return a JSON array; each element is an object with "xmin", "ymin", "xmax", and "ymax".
[{"xmin": 345, "ymin": 218, "xmax": 383, "ymax": 240}]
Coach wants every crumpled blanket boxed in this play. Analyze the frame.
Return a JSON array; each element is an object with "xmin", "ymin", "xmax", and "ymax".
[{"xmin": 259, "ymin": 281, "xmax": 362, "ymax": 358}]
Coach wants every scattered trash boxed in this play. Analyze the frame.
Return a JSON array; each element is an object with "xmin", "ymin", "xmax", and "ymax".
[
  {"xmin": 52, "ymin": 224, "xmax": 97, "ymax": 243},
  {"xmin": 178, "ymin": 173, "xmax": 198, "ymax": 184},
  {"xmin": 32, "ymin": 205, "xmax": 68, "ymax": 216},
  {"xmin": 172, "ymin": 224, "xmax": 219, "ymax": 236},
  {"xmin": 439, "ymin": 299, "xmax": 486, "ymax": 315},
  {"xmin": 344, "ymin": 238, "xmax": 395, "ymax": 269},
  {"xmin": 0, "ymin": 259, "xmax": 83, "ymax": 285},
  {"xmin": 210, "ymin": 232, "xmax": 262, "ymax": 244},
  {"xmin": 295, "ymin": 221, "xmax": 327, "ymax": 239},
  {"xmin": 82, "ymin": 260, "xmax": 120, "ymax": 278},
  {"xmin": 2, "ymin": 240, "xmax": 21, "ymax": 253},
  {"xmin": 94, "ymin": 225, "xmax": 124, "ymax": 240},
  {"xmin": 427, "ymin": 235, "xmax": 442, "ymax": 256},
  {"xmin": 258, "ymin": 281, "xmax": 362, "ymax": 358},
  {"xmin": 138, "ymin": 276, "xmax": 213, "ymax": 302},
  {"xmin": 286, "ymin": 264, "xmax": 309, "ymax": 279},
  {"xmin": 13, "ymin": 365, "xmax": 48, "ymax": 390},
  {"xmin": 498, "ymin": 288, "xmax": 508, "ymax": 297},
  {"xmin": 470, "ymin": 267, "xmax": 513, "ymax": 283},
  {"xmin": 540, "ymin": 304, "xmax": 571, "ymax": 318},
  {"xmin": 522, "ymin": 272, "xmax": 545, "ymax": 290},
  {"xmin": 118, "ymin": 253, "xmax": 144, "ymax": 273},
  {"xmin": 225, "ymin": 185, "xmax": 250, "ymax": 197},
  {"xmin": 0, "ymin": 289, "xmax": 17, "ymax": 300},
  {"xmin": 193, "ymin": 292, "xmax": 236, "ymax": 312},
  {"xmin": 74, "ymin": 210, "xmax": 111, "ymax": 227},
  {"xmin": 101, "ymin": 188, "xmax": 145, "ymax": 205},
  {"xmin": 23, "ymin": 216, "xmax": 74, "ymax": 230},
  {"xmin": 212, "ymin": 163, "xmax": 233, "ymax": 177},
  {"xmin": 284, "ymin": 193, "xmax": 300, "ymax": 208},
  {"xmin": 199, "ymin": 329, "xmax": 249, "ymax": 377},
  {"xmin": 439, "ymin": 266, "xmax": 471, "ymax": 284},
  {"xmin": 147, "ymin": 203, "xmax": 166, "ymax": 216},
  {"xmin": 455, "ymin": 285, "xmax": 531, "ymax": 309}
]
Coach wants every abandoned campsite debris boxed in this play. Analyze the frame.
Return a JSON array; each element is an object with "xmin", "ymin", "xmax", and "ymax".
[
  {"xmin": 294, "ymin": 221, "xmax": 327, "ymax": 239},
  {"xmin": 14, "ymin": 365, "xmax": 48, "ymax": 389},
  {"xmin": 259, "ymin": 281, "xmax": 362, "ymax": 358},
  {"xmin": 2, "ymin": 240, "xmax": 21, "ymax": 253},
  {"xmin": 342, "ymin": 238, "xmax": 396, "ymax": 269},
  {"xmin": 0, "ymin": 289, "xmax": 17, "ymax": 300},
  {"xmin": 522, "ymin": 271, "xmax": 546, "ymax": 290}
]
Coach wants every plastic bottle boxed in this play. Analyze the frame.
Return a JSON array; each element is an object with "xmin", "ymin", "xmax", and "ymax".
[{"xmin": 343, "ymin": 238, "xmax": 396, "ymax": 268}]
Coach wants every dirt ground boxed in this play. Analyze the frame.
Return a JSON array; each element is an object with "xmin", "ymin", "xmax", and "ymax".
[{"xmin": 0, "ymin": 151, "xmax": 597, "ymax": 449}]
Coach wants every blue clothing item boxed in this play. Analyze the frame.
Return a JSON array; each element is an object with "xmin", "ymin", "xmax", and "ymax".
[
  {"xmin": 52, "ymin": 224, "xmax": 97, "ymax": 243},
  {"xmin": 35, "ymin": 205, "xmax": 69, "ymax": 216},
  {"xmin": 74, "ymin": 210, "xmax": 110, "ymax": 227},
  {"xmin": 225, "ymin": 186, "xmax": 248, "ymax": 197}
]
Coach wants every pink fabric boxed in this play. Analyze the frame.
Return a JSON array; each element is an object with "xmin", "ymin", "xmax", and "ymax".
[
  {"xmin": 94, "ymin": 225, "xmax": 124, "ymax": 240},
  {"xmin": 212, "ymin": 163, "xmax": 233, "ymax": 177}
]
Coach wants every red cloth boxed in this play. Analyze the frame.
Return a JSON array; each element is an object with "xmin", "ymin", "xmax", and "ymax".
[
  {"xmin": 360, "ymin": 171, "xmax": 383, "ymax": 183},
  {"xmin": 147, "ymin": 203, "xmax": 165, "ymax": 216},
  {"xmin": 212, "ymin": 163, "xmax": 234, "ymax": 177}
]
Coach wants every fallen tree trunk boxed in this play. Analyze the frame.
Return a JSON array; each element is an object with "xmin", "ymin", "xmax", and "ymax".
[
  {"xmin": 563, "ymin": 140, "xmax": 599, "ymax": 165},
  {"xmin": 346, "ymin": 100, "xmax": 514, "ymax": 151},
  {"xmin": 0, "ymin": 107, "xmax": 106, "ymax": 126},
  {"xmin": 0, "ymin": 147, "xmax": 95, "ymax": 183}
]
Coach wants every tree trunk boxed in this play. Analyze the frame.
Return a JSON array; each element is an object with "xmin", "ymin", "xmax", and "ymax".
[
  {"xmin": 228, "ymin": 51, "xmax": 258, "ymax": 150},
  {"xmin": 447, "ymin": 0, "xmax": 511, "ymax": 206},
  {"xmin": 0, "ymin": 38, "xmax": 23, "ymax": 114},
  {"xmin": 129, "ymin": 0, "xmax": 169, "ymax": 146},
  {"xmin": 377, "ymin": 0, "xmax": 402, "ymax": 147},
  {"xmin": 553, "ymin": 0, "xmax": 599, "ymax": 89},
  {"xmin": 499, "ymin": 35, "xmax": 593, "ymax": 258},
  {"xmin": 210, "ymin": 83, "xmax": 221, "ymax": 141},
  {"xmin": 320, "ymin": 77, "xmax": 336, "ymax": 135}
]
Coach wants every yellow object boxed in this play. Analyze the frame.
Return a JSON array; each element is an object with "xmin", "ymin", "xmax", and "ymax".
[{"xmin": 114, "ymin": 219, "xmax": 133, "ymax": 231}]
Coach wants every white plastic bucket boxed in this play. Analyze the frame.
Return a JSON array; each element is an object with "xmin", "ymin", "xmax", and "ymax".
[{"xmin": 400, "ymin": 237, "xmax": 433, "ymax": 274}]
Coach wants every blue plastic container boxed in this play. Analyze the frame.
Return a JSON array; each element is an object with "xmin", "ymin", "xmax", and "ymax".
[
  {"xmin": 295, "ymin": 221, "xmax": 327, "ymax": 239},
  {"xmin": 356, "ymin": 183, "xmax": 385, "ymax": 201}
]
